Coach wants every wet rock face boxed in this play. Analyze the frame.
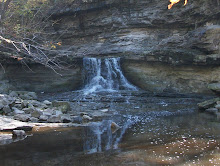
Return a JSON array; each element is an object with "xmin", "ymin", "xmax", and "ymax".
[
  {"xmin": 49, "ymin": 0, "xmax": 220, "ymax": 58},
  {"xmin": 122, "ymin": 60, "xmax": 220, "ymax": 94}
]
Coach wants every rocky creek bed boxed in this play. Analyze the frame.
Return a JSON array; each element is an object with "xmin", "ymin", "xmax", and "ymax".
[{"xmin": 0, "ymin": 90, "xmax": 220, "ymax": 166}]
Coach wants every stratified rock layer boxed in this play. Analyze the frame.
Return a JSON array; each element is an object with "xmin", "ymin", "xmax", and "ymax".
[
  {"xmin": 49, "ymin": 0, "xmax": 220, "ymax": 58},
  {"xmin": 0, "ymin": 0, "xmax": 219, "ymax": 94},
  {"xmin": 47, "ymin": 0, "xmax": 220, "ymax": 94}
]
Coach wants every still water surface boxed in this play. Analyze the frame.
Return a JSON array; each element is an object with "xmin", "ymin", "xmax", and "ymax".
[{"xmin": 0, "ymin": 111, "xmax": 220, "ymax": 166}]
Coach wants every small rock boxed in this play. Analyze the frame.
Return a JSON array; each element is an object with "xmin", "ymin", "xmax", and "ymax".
[
  {"xmin": 111, "ymin": 122, "xmax": 120, "ymax": 132},
  {"xmin": 100, "ymin": 109, "xmax": 109, "ymax": 113},
  {"xmin": 9, "ymin": 91, "xmax": 18, "ymax": 97},
  {"xmin": 28, "ymin": 103, "xmax": 34, "ymax": 108},
  {"xmin": 14, "ymin": 104, "xmax": 23, "ymax": 109},
  {"xmin": 205, "ymin": 108, "xmax": 218, "ymax": 114},
  {"xmin": 23, "ymin": 107, "xmax": 35, "ymax": 114},
  {"xmin": 52, "ymin": 101, "xmax": 71, "ymax": 113},
  {"xmin": 14, "ymin": 114, "xmax": 30, "ymax": 122},
  {"xmin": 39, "ymin": 115, "xmax": 49, "ymax": 121},
  {"xmin": 15, "ymin": 91, "xmax": 37, "ymax": 100},
  {"xmin": 30, "ymin": 117, "xmax": 38, "ymax": 123},
  {"xmin": 31, "ymin": 100, "xmax": 43, "ymax": 108},
  {"xmin": 12, "ymin": 107, "xmax": 25, "ymax": 114},
  {"xmin": 2, "ymin": 106, "xmax": 11, "ymax": 115},
  {"xmin": 215, "ymin": 104, "xmax": 220, "ymax": 110},
  {"xmin": 48, "ymin": 115, "xmax": 61, "ymax": 123},
  {"xmin": 21, "ymin": 100, "xmax": 29, "ymax": 107},
  {"xmin": 198, "ymin": 98, "xmax": 220, "ymax": 110},
  {"xmin": 43, "ymin": 100, "xmax": 52, "ymax": 105},
  {"xmin": 43, "ymin": 108, "xmax": 53, "ymax": 116},
  {"xmin": 0, "ymin": 103, "xmax": 4, "ymax": 110},
  {"xmin": 208, "ymin": 83, "xmax": 220, "ymax": 94},
  {"xmin": 31, "ymin": 110, "xmax": 43, "ymax": 118},
  {"xmin": 55, "ymin": 110, "xmax": 63, "ymax": 116},
  {"xmin": 12, "ymin": 130, "xmax": 26, "ymax": 138},
  {"xmin": 216, "ymin": 112, "xmax": 220, "ymax": 120},
  {"xmin": 71, "ymin": 116, "xmax": 82, "ymax": 124},
  {"xmin": 15, "ymin": 100, "xmax": 22, "ymax": 104},
  {"xmin": 27, "ymin": 92, "xmax": 37, "ymax": 100},
  {"xmin": 60, "ymin": 114, "xmax": 72, "ymax": 123},
  {"xmin": 82, "ymin": 115, "xmax": 93, "ymax": 121},
  {"xmin": 80, "ymin": 112, "xmax": 89, "ymax": 116}
]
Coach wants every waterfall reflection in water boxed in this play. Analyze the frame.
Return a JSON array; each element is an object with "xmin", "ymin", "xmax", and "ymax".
[
  {"xmin": 82, "ymin": 119, "xmax": 134, "ymax": 154},
  {"xmin": 81, "ymin": 108, "xmax": 196, "ymax": 155}
]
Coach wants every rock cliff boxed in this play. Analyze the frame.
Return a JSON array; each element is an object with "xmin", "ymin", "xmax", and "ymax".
[
  {"xmin": 0, "ymin": 0, "xmax": 220, "ymax": 94},
  {"xmin": 49, "ymin": 0, "xmax": 220, "ymax": 59},
  {"xmin": 47, "ymin": 0, "xmax": 220, "ymax": 93}
]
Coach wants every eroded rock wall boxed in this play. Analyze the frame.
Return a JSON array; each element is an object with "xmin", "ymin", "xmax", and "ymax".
[
  {"xmin": 49, "ymin": 0, "xmax": 220, "ymax": 58},
  {"xmin": 47, "ymin": 0, "xmax": 220, "ymax": 94},
  {"xmin": 1, "ymin": 0, "xmax": 220, "ymax": 94},
  {"xmin": 122, "ymin": 60, "xmax": 220, "ymax": 94},
  {"xmin": 0, "ymin": 60, "xmax": 82, "ymax": 93}
]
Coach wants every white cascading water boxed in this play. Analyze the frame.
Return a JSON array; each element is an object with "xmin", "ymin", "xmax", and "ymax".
[{"xmin": 82, "ymin": 57, "xmax": 137, "ymax": 94}]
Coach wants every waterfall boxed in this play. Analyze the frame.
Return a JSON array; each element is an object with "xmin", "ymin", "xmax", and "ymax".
[{"xmin": 82, "ymin": 57, "xmax": 137, "ymax": 94}]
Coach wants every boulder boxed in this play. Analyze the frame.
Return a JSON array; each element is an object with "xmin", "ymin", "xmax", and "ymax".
[
  {"xmin": 55, "ymin": 110, "xmax": 63, "ymax": 116},
  {"xmin": 208, "ymin": 83, "xmax": 220, "ymax": 94},
  {"xmin": 39, "ymin": 115, "xmax": 49, "ymax": 121},
  {"xmin": 28, "ymin": 103, "xmax": 34, "ymax": 108},
  {"xmin": 22, "ymin": 100, "xmax": 29, "ymax": 108},
  {"xmin": 205, "ymin": 108, "xmax": 218, "ymax": 114},
  {"xmin": 31, "ymin": 109, "xmax": 43, "ymax": 118},
  {"xmin": 12, "ymin": 107, "xmax": 25, "ymax": 115},
  {"xmin": 29, "ymin": 117, "xmax": 38, "ymax": 123},
  {"xmin": 30, "ymin": 100, "xmax": 45, "ymax": 108},
  {"xmin": 9, "ymin": 91, "xmax": 18, "ymax": 97},
  {"xmin": 198, "ymin": 98, "xmax": 220, "ymax": 110},
  {"xmin": 216, "ymin": 112, "xmax": 220, "ymax": 120},
  {"xmin": 60, "ymin": 114, "xmax": 72, "ymax": 123},
  {"xmin": 13, "ymin": 104, "xmax": 23, "ymax": 109},
  {"xmin": 43, "ymin": 108, "xmax": 54, "ymax": 116},
  {"xmin": 48, "ymin": 115, "xmax": 61, "ymax": 123},
  {"xmin": 100, "ymin": 108, "xmax": 109, "ymax": 113},
  {"xmin": 22, "ymin": 107, "xmax": 35, "ymax": 114},
  {"xmin": 43, "ymin": 100, "xmax": 52, "ymax": 106},
  {"xmin": 10, "ymin": 91, "xmax": 37, "ymax": 100},
  {"xmin": 0, "ymin": 103, "xmax": 4, "ymax": 110},
  {"xmin": 2, "ymin": 106, "xmax": 11, "ymax": 115},
  {"xmin": 52, "ymin": 101, "xmax": 71, "ymax": 113},
  {"xmin": 26, "ymin": 92, "xmax": 37, "ymax": 100},
  {"xmin": 111, "ymin": 122, "xmax": 120, "ymax": 133},
  {"xmin": 215, "ymin": 104, "xmax": 220, "ymax": 110},
  {"xmin": 0, "ymin": 94, "xmax": 15, "ymax": 106},
  {"xmin": 14, "ymin": 114, "xmax": 30, "ymax": 122},
  {"xmin": 80, "ymin": 112, "xmax": 89, "ymax": 116},
  {"xmin": 82, "ymin": 115, "xmax": 93, "ymax": 121},
  {"xmin": 71, "ymin": 116, "xmax": 82, "ymax": 124},
  {"xmin": 12, "ymin": 130, "xmax": 26, "ymax": 138}
]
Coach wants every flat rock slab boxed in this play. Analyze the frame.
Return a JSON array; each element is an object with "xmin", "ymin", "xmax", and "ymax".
[{"xmin": 0, "ymin": 116, "xmax": 33, "ymax": 131}]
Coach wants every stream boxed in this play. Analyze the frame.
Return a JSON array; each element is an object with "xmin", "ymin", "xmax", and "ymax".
[{"xmin": 0, "ymin": 57, "xmax": 219, "ymax": 166}]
